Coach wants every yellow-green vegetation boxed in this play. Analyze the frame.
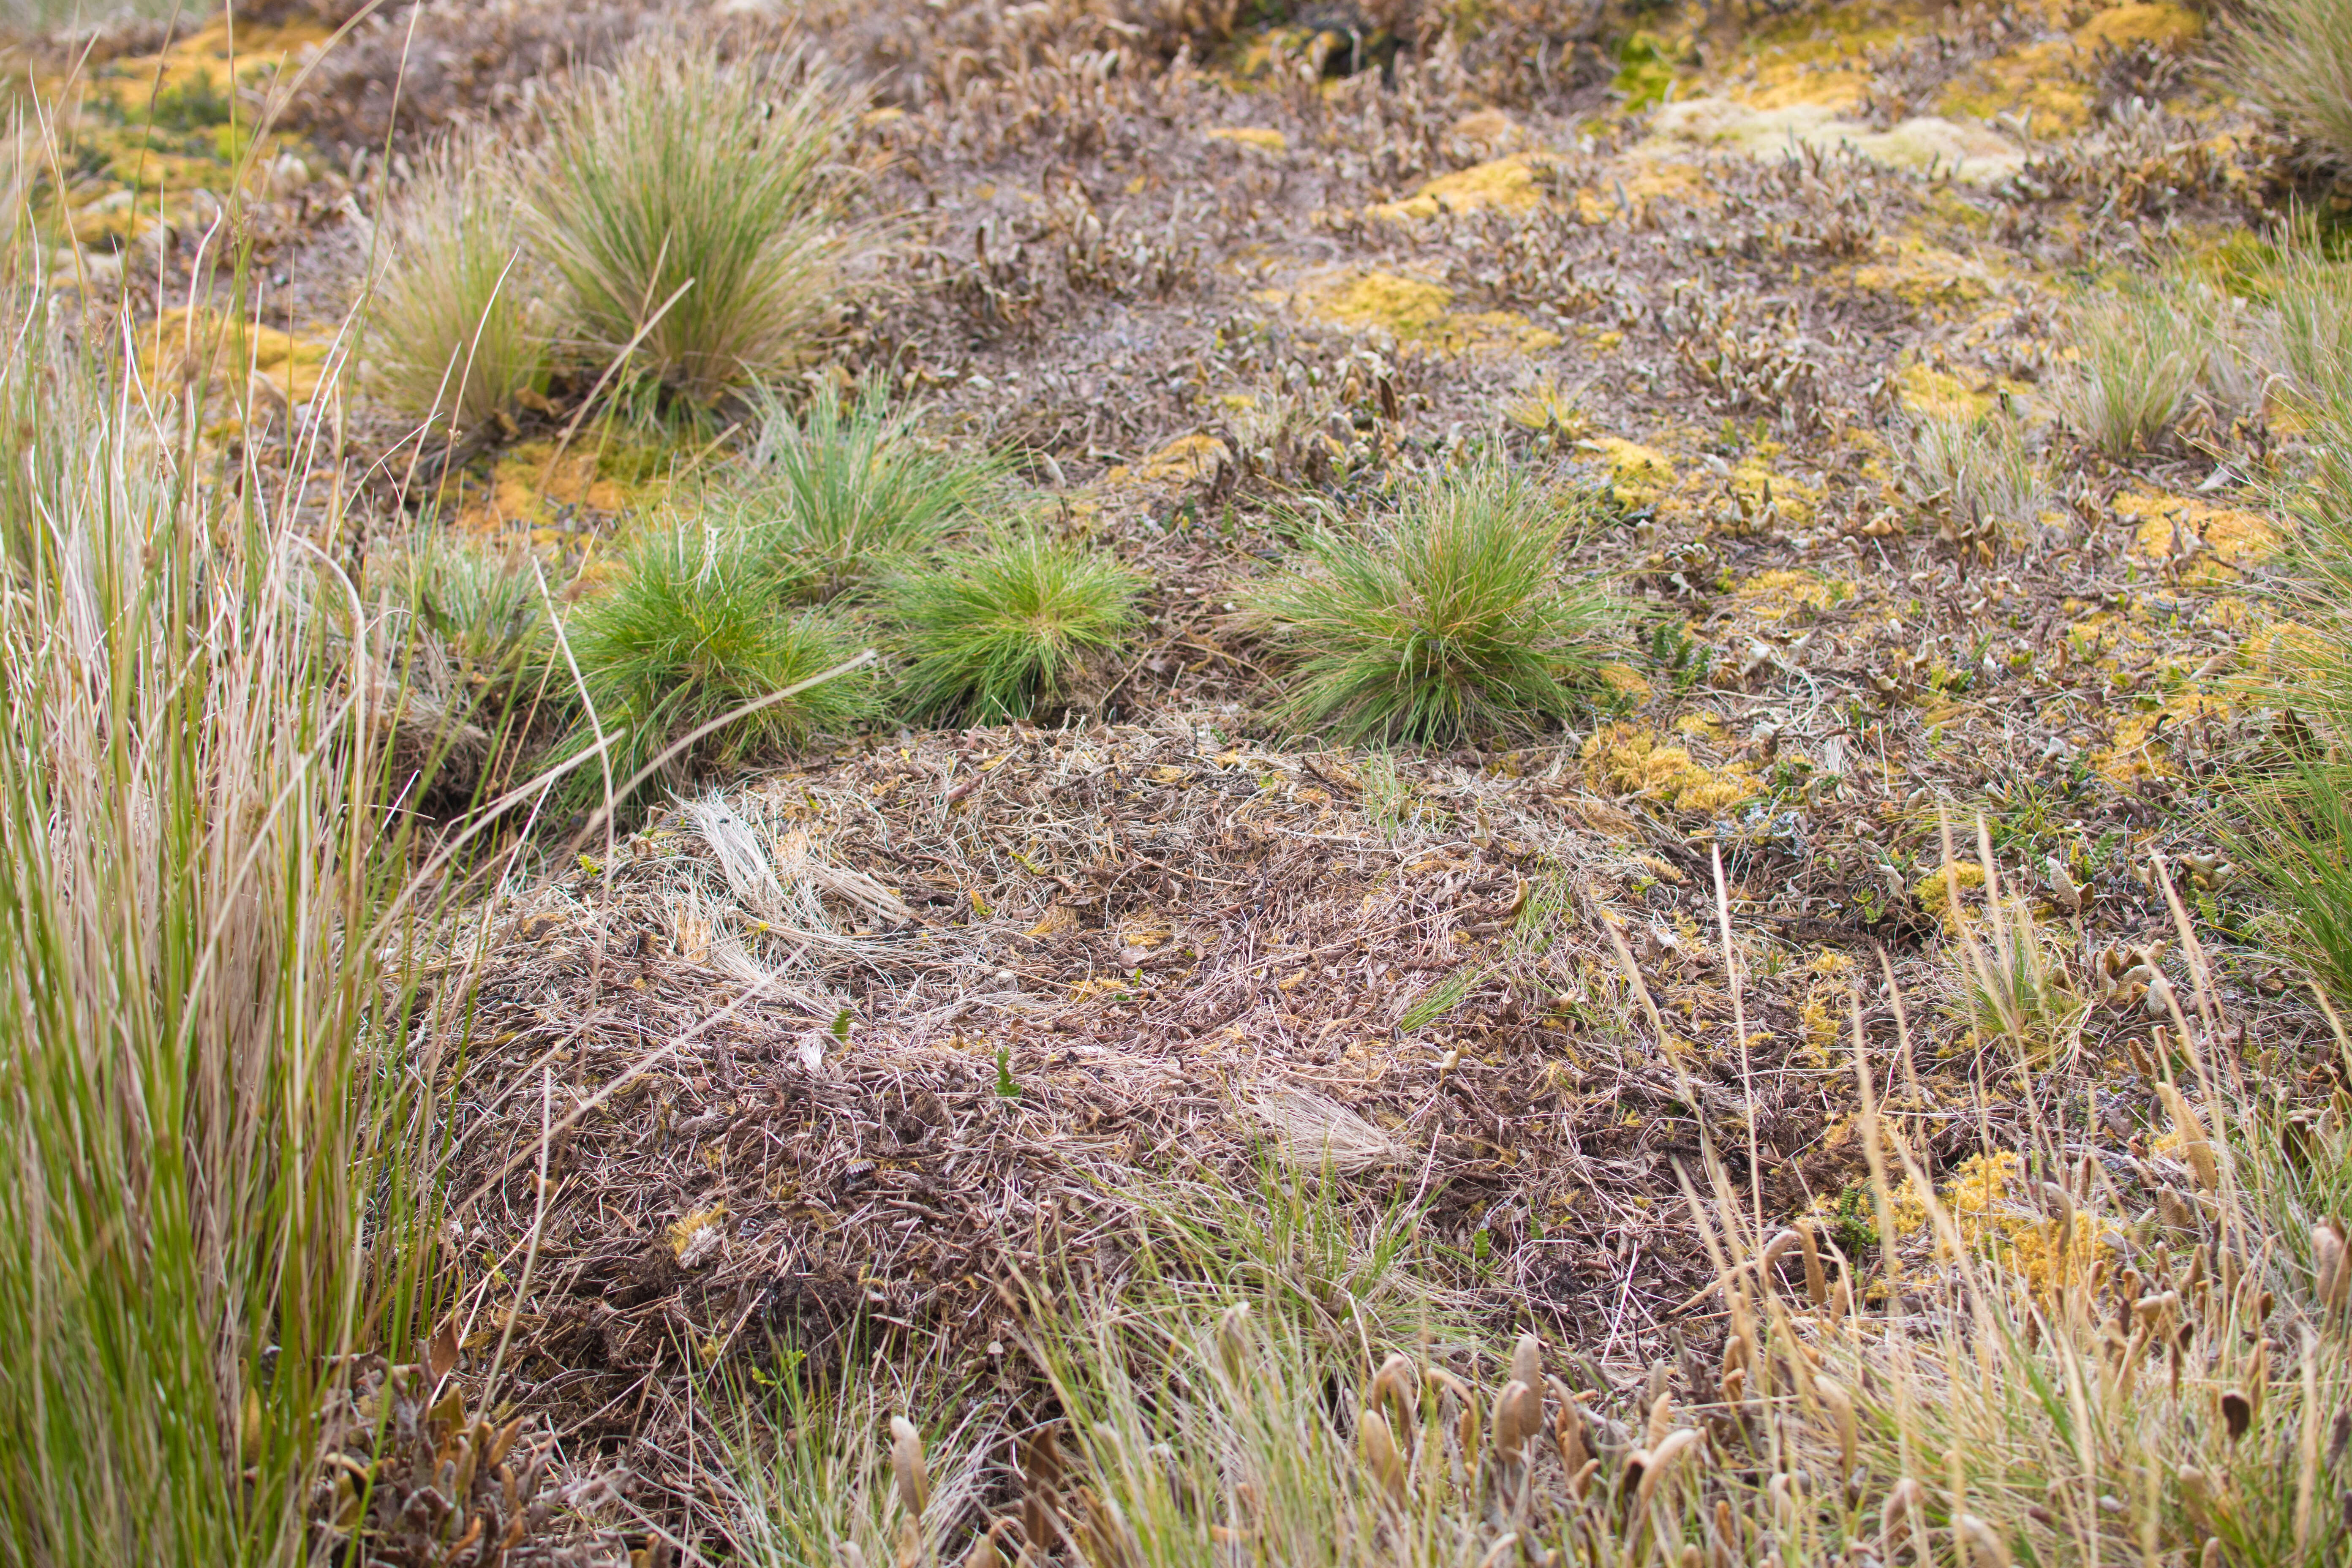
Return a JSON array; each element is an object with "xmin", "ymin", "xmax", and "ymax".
[
  {"xmin": 732, "ymin": 1038, "xmax": 2352, "ymax": 1568},
  {"xmin": 1250, "ymin": 463, "xmax": 1618, "ymax": 745},
  {"xmin": 890, "ymin": 528, "xmax": 1143, "ymax": 722},
  {"xmin": 2063, "ymin": 282, "xmax": 2232, "ymax": 457},
  {"xmin": 2224, "ymin": 0, "xmax": 2352, "ymax": 170},
  {"xmin": 11, "ymin": 0, "xmax": 2352, "ymax": 1560},
  {"xmin": 535, "ymin": 43, "xmax": 861, "ymax": 411},
  {"xmin": 2243, "ymin": 238, "xmax": 2352, "ymax": 1011},
  {"xmin": 732, "ymin": 378, "xmax": 1001, "ymax": 603},
  {"xmin": 548, "ymin": 520, "xmax": 878, "ymax": 811},
  {"xmin": 0, "ymin": 236, "xmax": 437, "ymax": 1562},
  {"xmin": 1898, "ymin": 406, "xmax": 2040, "ymax": 531},
  {"xmin": 364, "ymin": 131, "xmax": 548, "ymax": 433}
]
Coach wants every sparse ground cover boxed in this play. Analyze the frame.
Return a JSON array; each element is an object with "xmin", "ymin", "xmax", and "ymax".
[{"xmin": 4, "ymin": 0, "xmax": 2352, "ymax": 1560}]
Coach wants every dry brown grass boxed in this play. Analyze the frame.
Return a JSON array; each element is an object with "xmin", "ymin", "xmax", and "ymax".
[{"xmin": 703, "ymin": 863, "xmax": 2352, "ymax": 1568}]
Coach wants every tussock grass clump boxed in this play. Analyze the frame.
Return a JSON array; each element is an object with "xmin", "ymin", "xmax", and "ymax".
[
  {"xmin": 1898, "ymin": 406, "xmax": 2042, "ymax": 529},
  {"xmin": 1249, "ymin": 463, "xmax": 1616, "ymax": 746},
  {"xmin": 2063, "ymin": 285, "xmax": 2226, "ymax": 455},
  {"xmin": 551, "ymin": 521, "xmax": 875, "ymax": 808},
  {"xmin": 736, "ymin": 379, "xmax": 999, "ymax": 602},
  {"xmin": 2224, "ymin": 0, "xmax": 2352, "ymax": 170},
  {"xmin": 1934, "ymin": 838, "xmax": 2090, "ymax": 1064},
  {"xmin": 890, "ymin": 529, "xmax": 1142, "ymax": 722},
  {"xmin": 2232, "ymin": 229, "xmax": 2352, "ymax": 1009},
  {"xmin": 536, "ymin": 43, "xmax": 860, "ymax": 411},
  {"xmin": 2254, "ymin": 773, "xmax": 2352, "ymax": 1010},
  {"xmin": 365, "ymin": 134, "xmax": 547, "ymax": 433},
  {"xmin": 371, "ymin": 532, "xmax": 554, "ymax": 800},
  {"xmin": 722, "ymin": 1355, "xmax": 990, "ymax": 1568},
  {"xmin": 2263, "ymin": 239, "xmax": 2352, "ymax": 414},
  {"xmin": 2246, "ymin": 408, "xmax": 2352, "ymax": 1009},
  {"xmin": 379, "ymin": 528, "xmax": 548, "ymax": 677},
  {"xmin": 0, "ymin": 287, "xmax": 439, "ymax": 1554}
]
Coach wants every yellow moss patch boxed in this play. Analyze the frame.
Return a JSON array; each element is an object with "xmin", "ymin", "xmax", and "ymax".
[
  {"xmin": 1571, "ymin": 158, "xmax": 1710, "ymax": 223},
  {"xmin": 1134, "ymin": 433, "xmax": 1233, "ymax": 487},
  {"xmin": 86, "ymin": 11, "xmax": 334, "ymax": 99},
  {"xmin": 1799, "ymin": 989, "xmax": 1848, "ymax": 1066},
  {"xmin": 1206, "ymin": 126, "xmax": 1288, "ymax": 155},
  {"xmin": 1582, "ymin": 724, "xmax": 1762, "ymax": 816},
  {"xmin": 1735, "ymin": 65, "xmax": 1871, "ymax": 115},
  {"xmin": 453, "ymin": 441, "xmax": 645, "ymax": 532},
  {"xmin": 2093, "ymin": 694, "xmax": 2227, "ymax": 784},
  {"xmin": 1888, "ymin": 1152, "xmax": 2115, "ymax": 1296},
  {"xmin": 1913, "ymin": 861, "xmax": 1987, "ymax": 931},
  {"xmin": 1895, "ymin": 362, "xmax": 1997, "ymax": 421},
  {"xmin": 1303, "ymin": 270, "xmax": 1454, "ymax": 336},
  {"xmin": 1580, "ymin": 436, "xmax": 1676, "ymax": 504},
  {"xmin": 2115, "ymin": 488, "xmax": 2280, "ymax": 582},
  {"xmin": 141, "ymin": 307, "xmax": 333, "ymax": 408},
  {"xmin": 1596, "ymin": 662, "xmax": 1654, "ymax": 703},
  {"xmin": 1729, "ymin": 460, "xmax": 1820, "ymax": 526},
  {"xmin": 2076, "ymin": 1, "xmax": 2200, "ymax": 52},
  {"xmin": 1733, "ymin": 568, "xmax": 1846, "ymax": 620},
  {"xmin": 1371, "ymin": 155, "xmax": 1547, "ymax": 222},
  {"xmin": 1723, "ymin": 0, "xmax": 1907, "ymax": 111},
  {"xmin": 1853, "ymin": 239, "xmax": 1999, "ymax": 310},
  {"xmin": 1277, "ymin": 270, "xmax": 1560, "ymax": 354},
  {"xmin": 1934, "ymin": 39, "xmax": 2092, "ymax": 132},
  {"xmin": 1674, "ymin": 710, "xmax": 1728, "ymax": 743}
]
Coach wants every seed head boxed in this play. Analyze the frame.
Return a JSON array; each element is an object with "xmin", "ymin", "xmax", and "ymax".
[{"xmin": 890, "ymin": 1415, "xmax": 929, "ymax": 1517}]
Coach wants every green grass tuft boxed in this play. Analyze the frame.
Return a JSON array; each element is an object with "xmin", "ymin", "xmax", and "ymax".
[
  {"xmin": 1248, "ymin": 463, "xmax": 1617, "ymax": 746},
  {"xmin": 2262, "ymin": 231, "xmax": 2352, "ymax": 417},
  {"xmin": 550, "ymin": 520, "xmax": 875, "ymax": 809},
  {"xmin": 2251, "ymin": 767, "xmax": 2352, "ymax": 1010},
  {"xmin": 535, "ymin": 43, "xmax": 860, "ymax": 412},
  {"xmin": 2238, "ymin": 228, "xmax": 2352, "ymax": 1012},
  {"xmin": 2063, "ymin": 286, "xmax": 2210, "ymax": 456},
  {"xmin": 723, "ymin": 1350, "xmax": 988, "ymax": 1568},
  {"xmin": 889, "ymin": 529, "xmax": 1142, "ymax": 722},
  {"xmin": 378, "ymin": 529, "xmax": 549, "ymax": 678},
  {"xmin": 734, "ymin": 378, "xmax": 999, "ymax": 602}
]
